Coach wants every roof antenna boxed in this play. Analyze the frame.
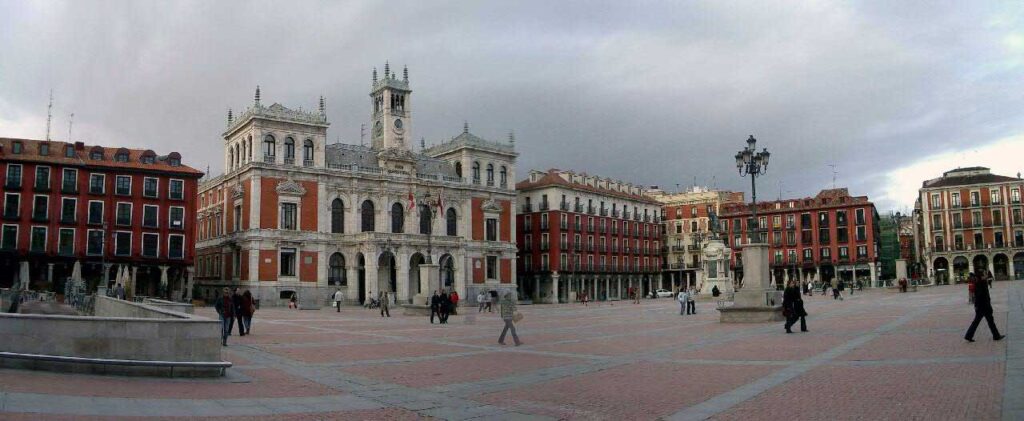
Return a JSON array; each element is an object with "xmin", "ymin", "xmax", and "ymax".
[
  {"xmin": 45, "ymin": 90, "xmax": 53, "ymax": 141},
  {"xmin": 828, "ymin": 163, "xmax": 837, "ymax": 189},
  {"xmin": 67, "ymin": 112, "xmax": 74, "ymax": 143}
]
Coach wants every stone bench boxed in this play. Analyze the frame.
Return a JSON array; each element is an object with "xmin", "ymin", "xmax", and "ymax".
[{"xmin": 0, "ymin": 351, "xmax": 231, "ymax": 377}]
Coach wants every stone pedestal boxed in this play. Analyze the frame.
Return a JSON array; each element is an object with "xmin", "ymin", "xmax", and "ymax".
[
  {"xmin": 719, "ymin": 243, "xmax": 784, "ymax": 323},
  {"xmin": 404, "ymin": 264, "xmax": 439, "ymax": 316},
  {"xmin": 702, "ymin": 239, "xmax": 734, "ymax": 297}
]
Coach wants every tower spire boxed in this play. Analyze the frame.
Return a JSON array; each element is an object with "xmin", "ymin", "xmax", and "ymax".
[
  {"xmin": 509, "ymin": 130, "xmax": 515, "ymax": 145},
  {"xmin": 420, "ymin": 137, "xmax": 425, "ymax": 151},
  {"xmin": 372, "ymin": 67, "xmax": 378, "ymax": 84},
  {"xmin": 384, "ymin": 61, "xmax": 390, "ymax": 79},
  {"xmin": 254, "ymin": 85, "xmax": 261, "ymax": 107},
  {"xmin": 319, "ymin": 96, "xmax": 326, "ymax": 116},
  {"xmin": 45, "ymin": 90, "xmax": 53, "ymax": 141},
  {"xmin": 227, "ymin": 108, "xmax": 233, "ymax": 126},
  {"xmin": 403, "ymin": 65, "xmax": 408, "ymax": 83},
  {"xmin": 463, "ymin": 121, "xmax": 469, "ymax": 134}
]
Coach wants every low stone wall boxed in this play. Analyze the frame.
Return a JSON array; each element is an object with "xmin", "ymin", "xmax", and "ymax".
[
  {"xmin": 142, "ymin": 298, "xmax": 195, "ymax": 315},
  {"xmin": 0, "ymin": 296, "xmax": 223, "ymax": 376}
]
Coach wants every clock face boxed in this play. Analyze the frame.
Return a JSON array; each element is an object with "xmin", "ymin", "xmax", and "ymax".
[
  {"xmin": 374, "ymin": 121, "xmax": 383, "ymax": 137},
  {"xmin": 394, "ymin": 119, "xmax": 403, "ymax": 130}
]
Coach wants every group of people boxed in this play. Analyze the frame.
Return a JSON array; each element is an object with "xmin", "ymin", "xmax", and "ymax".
[
  {"xmin": 677, "ymin": 288, "xmax": 696, "ymax": 315},
  {"xmin": 213, "ymin": 287, "xmax": 256, "ymax": 346},
  {"xmin": 430, "ymin": 289, "xmax": 459, "ymax": 324},
  {"xmin": 477, "ymin": 291, "xmax": 493, "ymax": 312}
]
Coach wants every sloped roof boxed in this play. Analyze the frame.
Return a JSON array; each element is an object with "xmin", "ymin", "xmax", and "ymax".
[
  {"xmin": 0, "ymin": 137, "xmax": 203, "ymax": 175},
  {"xmin": 324, "ymin": 143, "xmax": 459, "ymax": 177},
  {"xmin": 923, "ymin": 173, "xmax": 1020, "ymax": 188},
  {"xmin": 515, "ymin": 169, "xmax": 658, "ymax": 203}
]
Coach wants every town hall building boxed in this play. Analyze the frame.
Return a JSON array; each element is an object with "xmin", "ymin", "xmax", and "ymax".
[{"xmin": 195, "ymin": 64, "xmax": 518, "ymax": 306}]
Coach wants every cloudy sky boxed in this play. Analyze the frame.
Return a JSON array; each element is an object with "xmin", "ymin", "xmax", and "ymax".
[{"xmin": 1, "ymin": 1, "xmax": 1022, "ymax": 211}]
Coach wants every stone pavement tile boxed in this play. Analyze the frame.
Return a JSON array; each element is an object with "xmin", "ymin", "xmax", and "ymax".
[
  {"xmin": 475, "ymin": 362, "xmax": 777, "ymax": 420},
  {"xmin": 527, "ymin": 332, "xmax": 689, "ymax": 356},
  {"xmin": 233, "ymin": 331, "xmax": 391, "ymax": 346},
  {"xmin": 712, "ymin": 362, "xmax": 1004, "ymax": 421},
  {"xmin": 673, "ymin": 332, "xmax": 851, "ymax": 361},
  {"xmin": 341, "ymin": 351, "xmax": 582, "ymax": 388},
  {"xmin": 903, "ymin": 310, "xmax": 1008, "ymax": 330},
  {"xmin": 0, "ymin": 367, "xmax": 334, "ymax": 399},
  {"xmin": 263, "ymin": 341, "xmax": 479, "ymax": 363},
  {"xmin": 840, "ymin": 331, "xmax": 1006, "ymax": 361}
]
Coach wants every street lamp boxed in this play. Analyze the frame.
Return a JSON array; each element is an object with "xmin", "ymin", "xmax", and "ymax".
[
  {"xmin": 735, "ymin": 135, "xmax": 770, "ymax": 243},
  {"xmin": 418, "ymin": 191, "xmax": 440, "ymax": 265}
]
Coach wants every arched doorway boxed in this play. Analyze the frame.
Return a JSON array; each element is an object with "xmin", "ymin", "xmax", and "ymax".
[
  {"xmin": 328, "ymin": 253, "xmax": 346, "ymax": 286},
  {"xmin": 972, "ymin": 255, "xmax": 989, "ymax": 276},
  {"xmin": 378, "ymin": 251, "xmax": 397, "ymax": 298},
  {"xmin": 409, "ymin": 253, "xmax": 425, "ymax": 300},
  {"xmin": 952, "ymin": 256, "xmax": 969, "ymax": 283},
  {"xmin": 994, "ymin": 254, "xmax": 1009, "ymax": 280},
  {"xmin": 819, "ymin": 264, "xmax": 835, "ymax": 284},
  {"xmin": 439, "ymin": 254, "xmax": 455, "ymax": 289},
  {"xmin": 1014, "ymin": 252, "xmax": 1024, "ymax": 280},
  {"xmin": 356, "ymin": 253, "xmax": 366, "ymax": 304},
  {"xmin": 933, "ymin": 257, "xmax": 949, "ymax": 284}
]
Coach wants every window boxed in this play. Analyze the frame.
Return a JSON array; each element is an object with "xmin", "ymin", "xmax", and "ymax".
[
  {"xmin": 446, "ymin": 208, "xmax": 457, "ymax": 236},
  {"xmin": 992, "ymin": 189, "xmax": 1002, "ymax": 205},
  {"xmin": 818, "ymin": 211, "xmax": 829, "ymax": 227},
  {"xmin": 1013, "ymin": 188, "xmax": 1021, "ymax": 204},
  {"xmin": 115, "ymin": 151, "xmax": 129, "ymax": 162},
  {"xmin": 486, "ymin": 218, "xmax": 498, "ymax": 241},
  {"xmin": 839, "ymin": 246, "xmax": 849, "ymax": 258},
  {"xmin": 786, "ymin": 215, "xmax": 795, "ymax": 229},
  {"xmin": 280, "ymin": 248, "xmax": 296, "ymax": 276},
  {"xmin": 115, "ymin": 175, "xmax": 131, "ymax": 195},
  {"xmin": 772, "ymin": 215, "xmax": 781, "ymax": 228},
  {"xmin": 87, "ymin": 230, "xmax": 104, "ymax": 255},
  {"xmin": 857, "ymin": 245, "xmax": 867, "ymax": 258},
  {"xmin": 115, "ymin": 203, "xmax": 132, "ymax": 226},
  {"xmin": 168, "ymin": 156, "xmax": 180, "ymax": 166},
  {"xmin": 88, "ymin": 201, "xmax": 103, "ymax": 224},
  {"xmin": 30, "ymin": 226, "xmax": 47, "ymax": 252},
  {"xmin": 12, "ymin": 141, "xmax": 22, "ymax": 154},
  {"xmin": 970, "ymin": 191, "xmax": 980, "ymax": 207},
  {"xmin": 836, "ymin": 211, "xmax": 847, "ymax": 226},
  {"xmin": 141, "ymin": 153, "xmax": 155, "ymax": 164},
  {"xmin": 61, "ymin": 198, "xmax": 76, "ymax": 223},
  {"xmin": 486, "ymin": 256, "xmax": 498, "ymax": 280},
  {"xmin": 419, "ymin": 204, "xmax": 431, "ymax": 234},
  {"xmin": 112, "ymin": 232, "xmax": 130, "ymax": 256},
  {"xmin": 499, "ymin": 166, "xmax": 507, "ymax": 187},
  {"xmin": 284, "ymin": 137, "xmax": 295, "ymax": 162},
  {"xmin": 329, "ymin": 253, "xmax": 346, "ymax": 285},
  {"xmin": 1, "ymin": 225, "xmax": 17, "ymax": 250},
  {"xmin": 143, "ymin": 177, "xmax": 158, "ymax": 197},
  {"xmin": 856, "ymin": 225, "xmax": 866, "ymax": 241},
  {"xmin": 837, "ymin": 227, "xmax": 848, "ymax": 243},
  {"xmin": 89, "ymin": 174, "xmax": 105, "ymax": 194},
  {"xmin": 169, "ymin": 179, "xmax": 184, "ymax": 200},
  {"xmin": 472, "ymin": 162, "xmax": 480, "ymax": 184},
  {"xmin": 486, "ymin": 164, "xmax": 494, "ymax": 186},
  {"xmin": 142, "ymin": 233, "xmax": 158, "ymax": 257},
  {"xmin": 819, "ymin": 228, "xmax": 830, "ymax": 243},
  {"xmin": 303, "ymin": 139, "xmax": 314, "ymax": 165},
  {"xmin": 993, "ymin": 209, "xmax": 1003, "ymax": 226},
  {"xmin": 90, "ymin": 149, "xmax": 103, "ymax": 160},
  {"xmin": 931, "ymin": 194, "xmax": 941, "ymax": 208},
  {"xmin": 803, "ymin": 248, "xmax": 812, "ymax": 260},
  {"xmin": 280, "ymin": 203, "xmax": 297, "ymax": 230},
  {"xmin": 951, "ymin": 192, "xmax": 961, "ymax": 207},
  {"xmin": 234, "ymin": 205, "xmax": 241, "ymax": 231},
  {"xmin": 6, "ymin": 164, "xmax": 22, "ymax": 188},
  {"xmin": 168, "ymin": 234, "xmax": 184, "ymax": 259},
  {"xmin": 143, "ymin": 205, "xmax": 158, "ymax": 227},
  {"xmin": 331, "ymin": 199, "xmax": 344, "ymax": 233},
  {"xmin": 39, "ymin": 143, "xmax": 49, "ymax": 155},
  {"xmin": 361, "ymin": 200, "xmax": 375, "ymax": 232},
  {"xmin": 855, "ymin": 208, "xmax": 866, "ymax": 225},
  {"xmin": 263, "ymin": 135, "xmax": 276, "ymax": 160},
  {"xmin": 62, "ymin": 169, "xmax": 77, "ymax": 193},
  {"xmin": 3, "ymin": 193, "xmax": 18, "ymax": 218},
  {"xmin": 32, "ymin": 195, "xmax": 48, "ymax": 221},
  {"xmin": 934, "ymin": 235, "xmax": 944, "ymax": 251},
  {"xmin": 58, "ymin": 228, "xmax": 74, "ymax": 255},
  {"xmin": 35, "ymin": 167, "xmax": 50, "ymax": 190},
  {"xmin": 820, "ymin": 247, "xmax": 831, "ymax": 258},
  {"xmin": 391, "ymin": 203, "xmax": 404, "ymax": 233}
]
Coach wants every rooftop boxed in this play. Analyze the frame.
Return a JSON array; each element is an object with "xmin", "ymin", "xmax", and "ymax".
[
  {"xmin": 720, "ymin": 188, "xmax": 872, "ymax": 216},
  {"xmin": 515, "ymin": 168, "xmax": 659, "ymax": 204},
  {"xmin": 923, "ymin": 167, "xmax": 1021, "ymax": 189},
  {"xmin": 0, "ymin": 137, "xmax": 203, "ymax": 175}
]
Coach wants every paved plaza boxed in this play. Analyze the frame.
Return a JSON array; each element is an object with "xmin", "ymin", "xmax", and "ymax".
[{"xmin": 0, "ymin": 282, "xmax": 1021, "ymax": 420}]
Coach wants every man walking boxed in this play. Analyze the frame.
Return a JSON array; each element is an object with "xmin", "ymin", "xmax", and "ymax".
[
  {"xmin": 439, "ymin": 290, "xmax": 451, "ymax": 324},
  {"xmin": 965, "ymin": 270, "xmax": 1004, "ymax": 342},
  {"xmin": 214, "ymin": 288, "xmax": 234, "ymax": 346},
  {"xmin": 477, "ymin": 291, "xmax": 487, "ymax": 312},
  {"xmin": 380, "ymin": 291, "xmax": 391, "ymax": 317},
  {"xmin": 333, "ymin": 288, "xmax": 344, "ymax": 312},
  {"xmin": 232, "ymin": 288, "xmax": 244, "ymax": 336},
  {"xmin": 677, "ymin": 288, "xmax": 688, "ymax": 316},
  {"xmin": 498, "ymin": 292, "xmax": 522, "ymax": 346},
  {"xmin": 686, "ymin": 289, "xmax": 696, "ymax": 315},
  {"xmin": 783, "ymin": 280, "xmax": 808, "ymax": 333},
  {"xmin": 430, "ymin": 290, "xmax": 441, "ymax": 324}
]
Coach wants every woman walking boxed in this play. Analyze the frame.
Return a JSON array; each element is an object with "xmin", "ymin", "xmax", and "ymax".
[
  {"xmin": 783, "ymin": 280, "xmax": 808, "ymax": 333},
  {"xmin": 965, "ymin": 270, "xmax": 1004, "ymax": 342},
  {"xmin": 240, "ymin": 289, "xmax": 255, "ymax": 335},
  {"xmin": 498, "ymin": 292, "xmax": 522, "ymax": 346}
]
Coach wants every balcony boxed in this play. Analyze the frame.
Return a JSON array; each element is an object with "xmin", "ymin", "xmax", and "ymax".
[
  {"xmin": 34, "ymin": 182, "xmax": 51, "ymax": 193},
  {"xmin": 263, "ymin": 155, "xmax": 276, "ymax": 164},
  {"xmin": 539, "ymin": 202, "xmax": 550, "ymax": 211},
  {"xmin": 521, "ymin": 203, "xmax": 532, "ymax": 213},
  {"xmin": 671, "ymin": 245, "xmax": 686, "ymax": 252},
  {"xmin": 597, "ymin": 245, "xmax": 607, "ymax": 253},
  {"xmin": 587, "ymin": 206, "xmax": 595, "ymax": 215},
  {"xmin": 598, "ymin": 226, "xmax": 606, "ymax": 234},
  {"xmin": 304, "ymin": 159, "xmax": 314, "ymax": 167},
  {"xmin": 612, "ymin": 210, "xmax": 620, "ymax": 218},
  {"xmin": 574, "ymin": 223, "xmax": 581, "ymax": 231},
  {"xmin": 540, "ymin": 242, "xmax": 549, "ymax": 251},
  {"xmin": 574, "ymin": 204, "xmax": 584, "ymax": 213},
  {"xmin": 585, "ymin": 244, "xmax": 594, "ymax": 252},
  {"xmin": 599, "ymin": 208, "xmax": 607, "ymax": 216},
  {"xmin": 623, "ymin": 211, "xmax": 631, "ymax": 220},
  {"xmin": 4, "ymin": 180, "xmax": 21, "ymax": 190},
  {"xmin": 586, "ymin": 224, "xmax": 595, "ymax": 233},
  {"xmin": 560, "ymin": 221, "xmax": 568, "ymax": 230},
  {"xmin": 31, "ymin": 212, "xmax": 49, "ymax": 223},
  {"xmin": 522, "ymin": 223, "xmax": 532, "ymax": 231},
  {"xmin": 521, "ymin": 243, "xmax": 532, "ymax": 252},
  {"xmin": 283, "ymin": 157, "xmax": 295, "ymax": 166},
  {"xmin": 559, "ymin": 202, "xmax": 569, "ymax": 211},
  {"xmin": 611, "ymin": 245, "xmax": 619, "ymax": 253},
  {"xmin": 611, "ymin": 227, "xmax": 619, "ymax": 235},
  {"xmin": 560, "ymin": 241, "xmax": 568, "ymax": 250},
  {"xmin": 540, "ymin": 222, "xmax": 549, "ymax": 231}
]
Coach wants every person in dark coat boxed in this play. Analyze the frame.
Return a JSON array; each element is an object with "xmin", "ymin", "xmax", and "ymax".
[
  {"xmin": 430, "ymin": 290, "xmax": 441, "ymax": 324},
  {"xmin": 232, "ymin": 288, "xmax": 245, "ymax": 336},
  {"xmin": 213, "ymin": 288, "xmax": 234, "ymax": 346},
  {"xmin": 965, "ymin": 270, "xmax": 1004, "ymax": 342},
  {"xmin": 439, "ymin": 291, "xmax": 451, "ymax": 324},
  {"xmin": 240, "ymin": 290, "xmax": 255, "ymax": 335},
  {"xmin": 782, "ymin": 280, "xmax": 808, "ymax": 333}
]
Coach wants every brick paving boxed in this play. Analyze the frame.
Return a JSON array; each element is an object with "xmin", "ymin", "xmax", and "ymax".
[{"xmin": 0, "ymin": 282, "xmax": 1019, "ymax": 420}]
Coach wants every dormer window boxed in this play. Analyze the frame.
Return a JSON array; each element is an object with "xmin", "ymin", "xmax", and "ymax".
[
  {"xmin": 39, "ymin": 143, "xmax": 49, "ymax": 156},
  {"xmin": 167, "ymin": 152, "xmax": 181, "ymax": 167},
  {"xmin": 115, "ymin": 150, "xmax": 129, "ymax": 162},
  {"xmin": 12, "ymin": 141, "xmax": 22, "ymax": 154},
  {"xmin": 141, "ymin": 151, "xmax": 156, "ymax": 164},
  {"xmin": 64, "ymin": 145, "xmax": 75, "ymax": 158}
]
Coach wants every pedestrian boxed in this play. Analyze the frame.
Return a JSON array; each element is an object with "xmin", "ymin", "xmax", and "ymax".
[
  {"xmin": 487, "ymin": 291, "xmax": 495, "ymax": 312},
  {"xmin": 831, "ymin": 279, "xmax": 840, "ymax": 300},
  {"xmin": 240, "ymin": 289, "xmax": 255, "ymax": 335},
  {"xmin": 498, "ymin": 292, "xmax": 522, "ymax": 346},
  {"xmin": 677, "ymin": 288, "xmax": 688, "ymax": 316},
  {"xmin": 633, "ymin": 287, "xmax": 640, "ymax": 304},
  {"xmin": 686, "ymin": 288, "xmax": 696, "ymax": 315},
  {"xmin": 365, "ymin": 291, "xmax": 374, "ymax": 308},
  {"xmin": 115, "ymin": 283, "xmax": 126, "ymax": 300},
  {"xmin": 333, "ymin": 288, "xmax": 344, "ymax": 312},
  {"xmin": 450, "ymin": 290, "xmax": 459, "ymax": 315},
  {"xmin": 965, "ymin": 270, "xmax": 1004, "ymax": 342},
  {"xmin": 439, "ymin": 290, "xmax": 451, "ymax": 323},
  {"xmin": 580, "ymin": 290, "xmax": 588, "ymax": 306},
  {"xmin": 968, "ymin": 274, "xmax": 977, "ymax": 304},
  {"xmin": 232, "ymin": 288, "xmax": 244, "ymax": 336},
  {"xmin": 288, "ymin": 292, "xmax": 298, "ymax": 309},
  {"xmin": 214, "ymin": 287, "xmax": 234, "ymax": 346},
  {"xmin": 821, "ymin": 281, "xmax": 828, "ymax": 296},
  {"xmin": 782, "ymin": 280, "xmax": 808, "ymax": 333},
  {"xmin": 477, "ymin": 291, "xmax": 487, "ymax": 313},
  {"xmin": 430, "ymin": 290, "xmax": 441, "ymax": 324},
  {"xmin": 712, "ymin": 285, "xmax": 721, "ymax": 297},
  {"xmin": 379, "ymin": 291, "xmax": 390, "ymax": 317},
  {"xmin": 985, "ymin": 269, "xmax": 994, "ymax": 288}
]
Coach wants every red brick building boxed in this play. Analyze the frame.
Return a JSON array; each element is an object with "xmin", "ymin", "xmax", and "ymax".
[
  {"xmin": 0, "ymin": 137, "xmax": 202, "ymax": 297},
  {"xmin": 516, "ymin": 169, "xmax": 663, "ymax": 303},
  {"xmin": 719, "ymin": 188, "xmax": 881, "ymax": 287}
]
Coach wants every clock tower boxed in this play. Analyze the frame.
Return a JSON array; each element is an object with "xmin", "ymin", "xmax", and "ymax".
[{"xmin": 370, "ymin": 62, "xmax": 412, "ymax": 151}]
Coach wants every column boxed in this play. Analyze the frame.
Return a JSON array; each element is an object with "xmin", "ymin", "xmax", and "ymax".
[
  {"xmin": 550, "ymin": 273, "xmax": 559, "ymax": 304},
  {"xmin": 46, "ymin": 263, "xmax": 54, "ymax": 286},
  {"xmin": 617, "ymin": 277, "xmax": 622, "ymax": 299},
  {"xmin": 533, "ymin": 275, "xmax": 541, "ymax": 302},
  {"xmin": 604, "ymin": 277, "xmax": 610, "ymax": 300},
  {"xmin": 184, "ymin": 267, "xmax": 194, "ymax": 302},
  {"xmin": 346, "ymin": 266, "xmax": 360, "ymax": 302},
  {"xmin": 396, "ymin": 253, "xmax": 410, "ymax": 303},
  {"xmin": 868, "ymin": 263, "xmax": 877, "ymax": 285},
  {"xmin": 129, "ymin": 266, "xmax": 138, "ymax": 299},
  {"xmin": 19, "ymin": 261, "xmax": 30, "ymax": 290}
]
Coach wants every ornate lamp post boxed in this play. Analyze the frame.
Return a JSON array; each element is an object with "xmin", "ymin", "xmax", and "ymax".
[
  {"xmin": 735, "ymin": 135, "xmax": 770, "ymax": 243},
  {"xmin": 418, "ymin": 191, "xmax": 440, "ymax": 265}
]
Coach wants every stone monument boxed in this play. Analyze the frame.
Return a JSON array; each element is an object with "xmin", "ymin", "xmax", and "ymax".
[
  {"xmin": 718, "ymin": 242, "xmax": 784, "ymax": 322},
  {"xmin": 702, "ymin": 239, "xmax": 733, "ymax": 296}
]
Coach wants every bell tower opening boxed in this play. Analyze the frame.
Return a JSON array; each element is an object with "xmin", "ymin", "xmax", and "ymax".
[{"xmin": 370, "ymin": 62, "xmax": 412, "ymax": 151}]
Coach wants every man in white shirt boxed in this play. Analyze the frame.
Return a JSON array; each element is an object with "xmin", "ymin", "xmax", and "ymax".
[
  {"xmin": 333, "ymin": 289, "xmax": 344, "ymax": 312},
  {"xmin": 678, "ymin": 289, "xmax": 688, "ymax": 316}
]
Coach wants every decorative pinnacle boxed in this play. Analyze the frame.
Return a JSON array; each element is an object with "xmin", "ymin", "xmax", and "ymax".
[
  {"xmin": 509, "ymin": 130, "xmax": 515, "ymax": 144},
  {"xmin": 384, "ymin": 61, "xmax": 390, "ymax": 78},
  {"xmin": 227, "ymin": 108, "xmax": 233, "ymax": 125},
  {"xmin": 463, "ymin": 121, "xmax": 469, "ymax": 134},
  {"xmin": 255, "ymin": 85, "xmax": 261, "ymax": 106},
  {"xmin": 319, "ymin": 96, "xmax": 326, "ymax": 116},
  {"xmin": 420, "ymin": 137, "xmax": 425, "ymax": 150},
  {"xmin": 372, "ymin": 67, "xmax": 378, "ymax": 84},
  {"xmin": 403, "ymin": 65, "xmax": 408, "ymax": 83}
]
